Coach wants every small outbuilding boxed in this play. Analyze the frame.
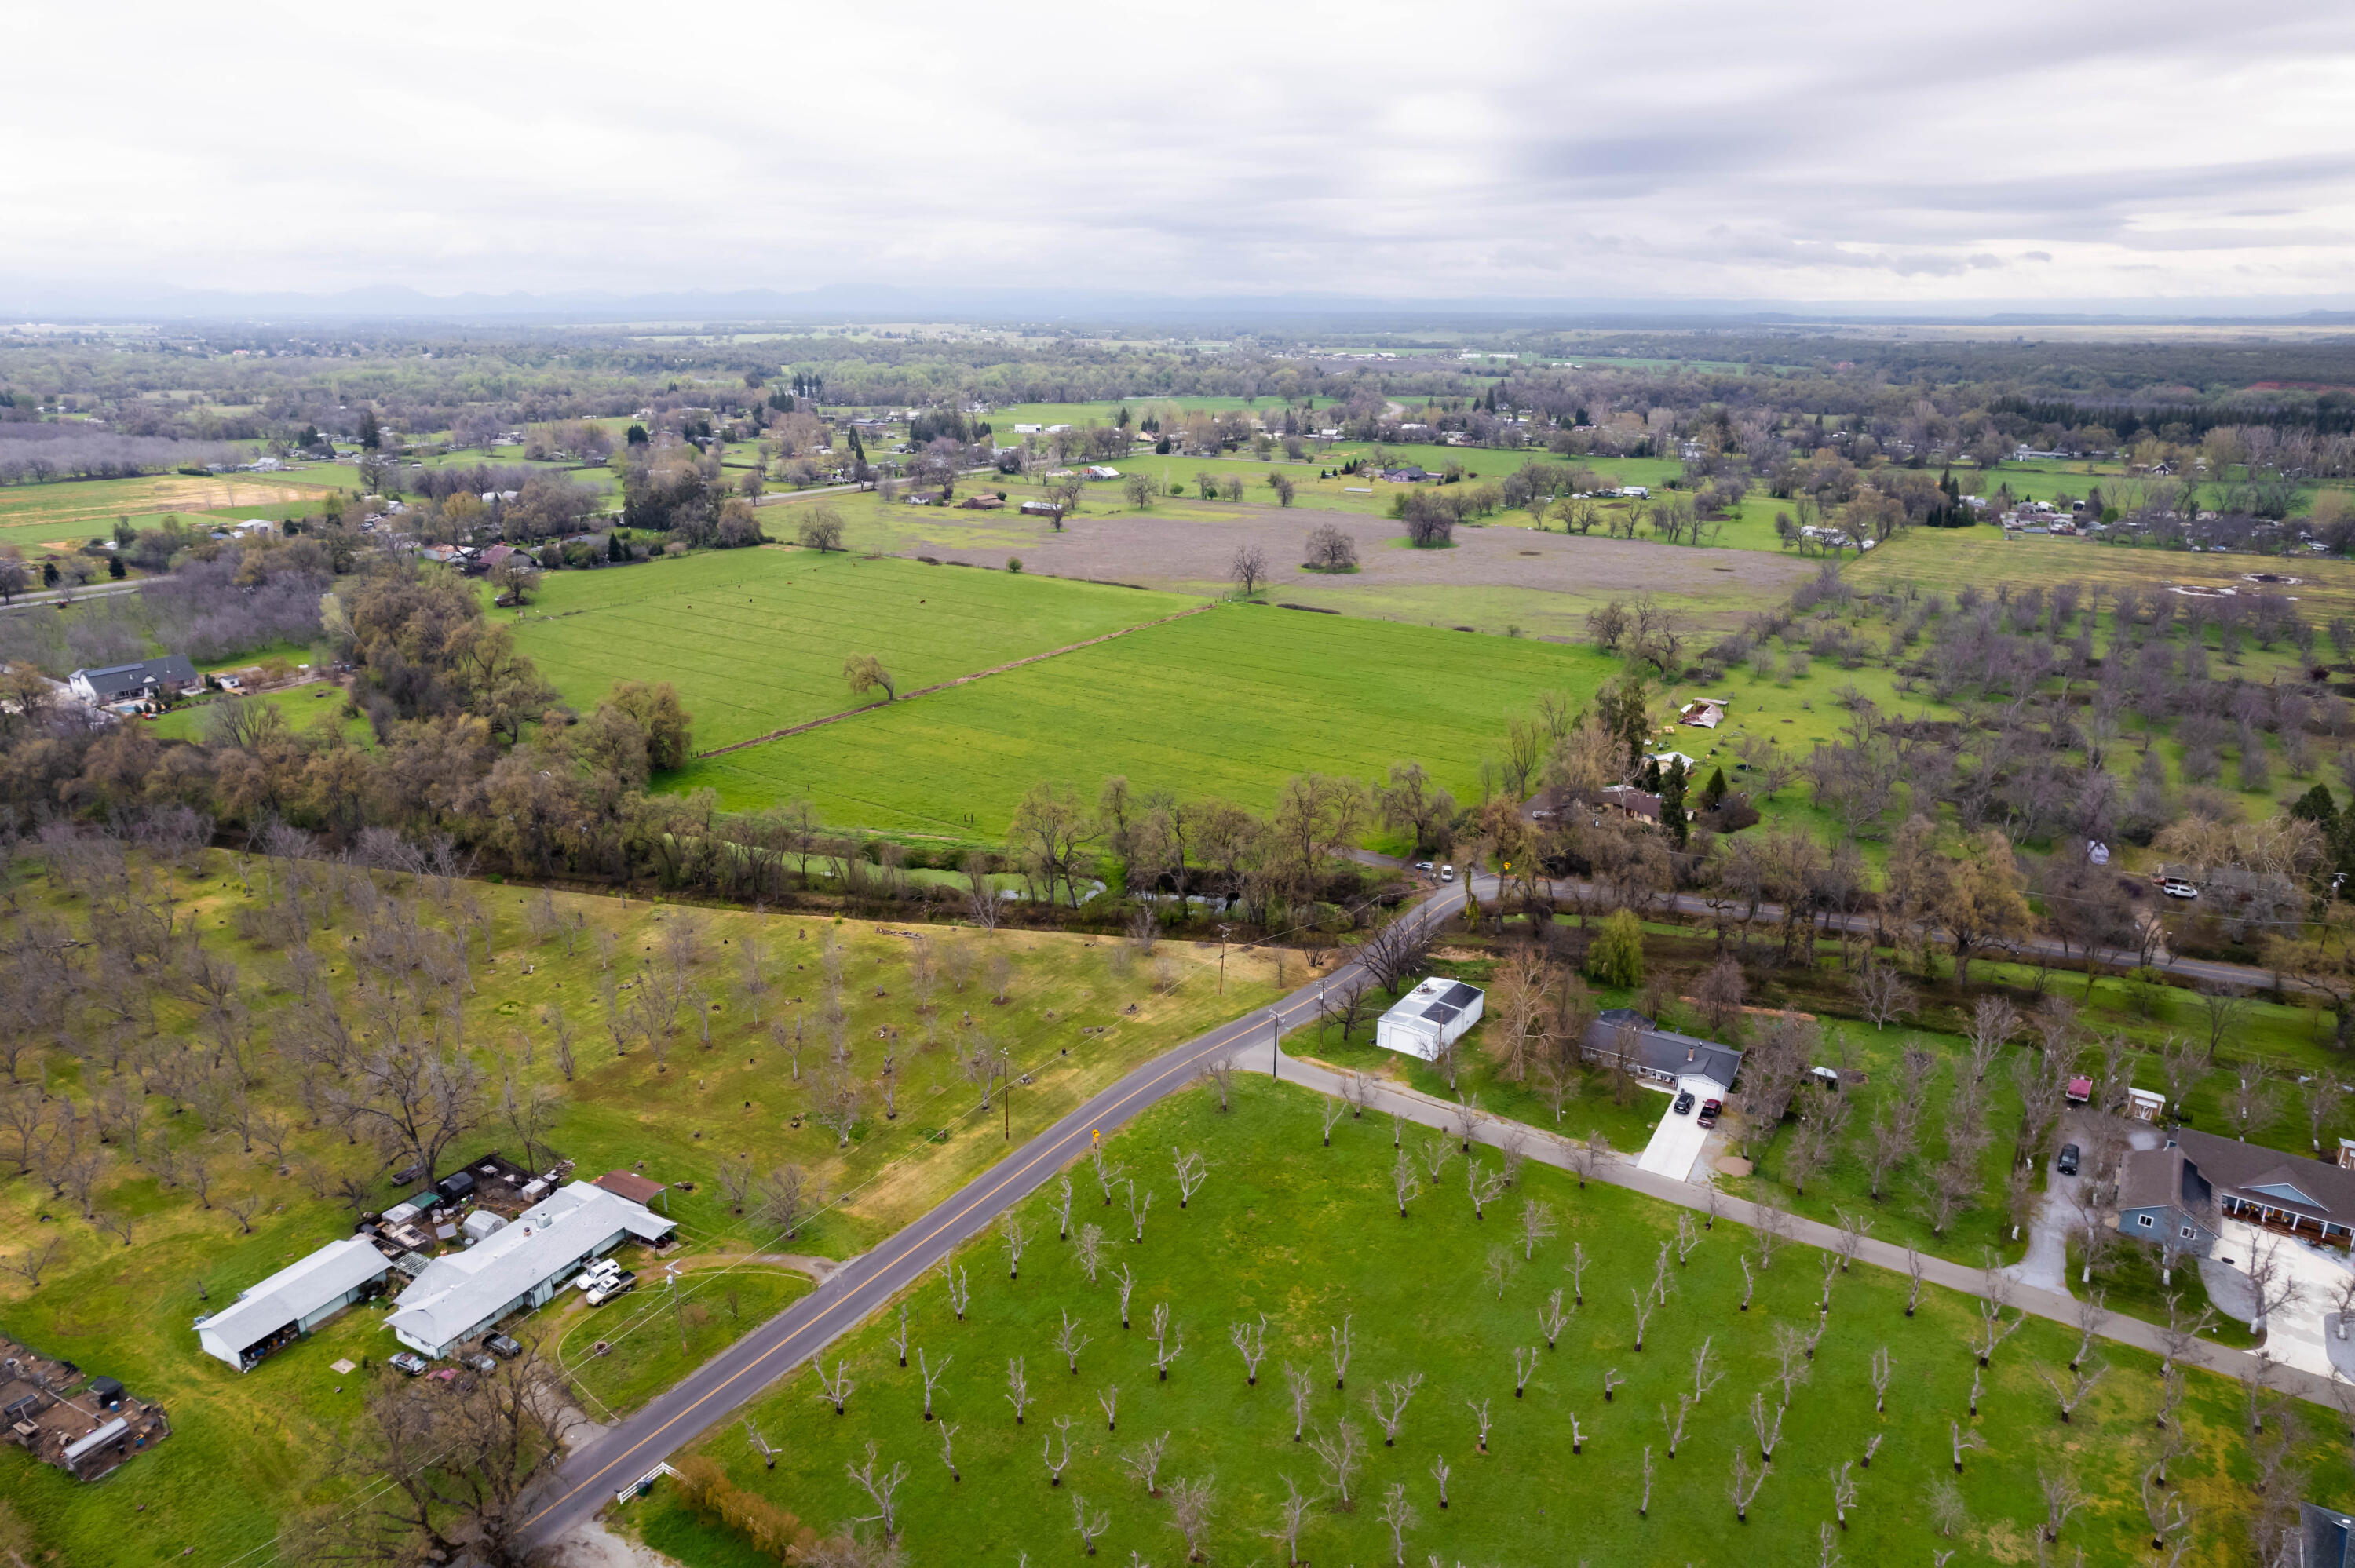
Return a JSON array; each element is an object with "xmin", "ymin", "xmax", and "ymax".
[
  {"xmin": 461, "ymin": 1210, "xmax": 508, "ymax": 1242},
  {"xmin": 593, "ymin": 1170, "xmax": 670, "ymax": 1209},
  {"xmin": 1375, "ymin": 978, "xmax": 1485, "ymax": 1062},
  {"xmin": 194, "ymin": 1237, "xmax": 391, "ymax": 1371},
  {"xmin": 387, "ymin": 1180, "xmax": 675, "ymax": 1358}
]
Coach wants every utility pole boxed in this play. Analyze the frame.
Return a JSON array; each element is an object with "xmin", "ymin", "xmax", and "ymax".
[
  {"xmin": 1217, "ymin": 924, "xmax": 1232, "ymax": 995},
  {"xmin": 1000, "ymin": 1046, "xmax": 1013, "ymax": 1142},
  {"xmin": 666, "ymin": 1264, "xmax": 685, "ymax": 1351},
  {"xmin": 1269, "ymin": 1008, "xmax": 1281, "ymax": 1078}
]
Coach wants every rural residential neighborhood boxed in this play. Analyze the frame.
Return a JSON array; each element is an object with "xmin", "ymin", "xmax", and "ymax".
[{"xmin": 10, "ymin": 5, "xmax": 2355, "ymax": 1568}]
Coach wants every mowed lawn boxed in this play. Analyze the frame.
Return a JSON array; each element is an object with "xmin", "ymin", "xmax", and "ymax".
[
  {"xmin": 506, "ymin": 550, "xmax": 1196, "ymax": 751},
  {"xmin": 642, "ymin": 1076, "xmax": 2328, "ymax": 1568},
  {"xmin": 672, "ymin": 603, "xmax": 1619, "ymax": 833}
]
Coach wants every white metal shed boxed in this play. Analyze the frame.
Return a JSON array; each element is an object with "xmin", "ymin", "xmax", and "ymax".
[{"xmin": 1374, "ymin": 979, "xmax": 1485, "ymax": 1062}]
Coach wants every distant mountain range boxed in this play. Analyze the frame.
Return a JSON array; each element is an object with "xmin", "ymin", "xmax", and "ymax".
[{"xmin": 8, "ymin": 280, "xmax": 2355, "ymax": 330}]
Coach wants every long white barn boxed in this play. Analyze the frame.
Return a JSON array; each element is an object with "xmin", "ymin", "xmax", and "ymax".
[
  {"xmin": 385, "ymin": 1180, "xmax": 674, "ymax": 1358},
  {"xmin": 195, "ymin": 1236, "xmax": 390, "ymax": 1370}
]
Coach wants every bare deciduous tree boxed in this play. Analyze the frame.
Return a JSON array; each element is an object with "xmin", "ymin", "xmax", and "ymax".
[
  {"xmin": 1112, "ymin": 1263, "xmax": 1137, "ymax": 1330},
  {"xmin": 1265, "ymin": 1474, "xmax": 1312, "ymax": 1564},
  {"xmin": 1306, "ymin": 1420, "xmax": 1365, "ymax": 1508},
  {"xmin": 1148, "ymin": 1300, "xmax": 1184, "ymax": 1380},
  {"xmin": 1171, "ymin": 1147, "xmax": 1207, "ymax": 1208},
  {"xmin": 1002, "ymin": 1212, "xmax": 1030, "ymax": 1279},
  {"xmin": 1127, "ymin": 1182, "xmax": 1154, "ymax": 1243},
  {"xmin": 2039, "ymin": 1466, "xmax": 2085, "ymax": 1541},
  {"xmin": 1830, "ymin": 1459, "xmax": 1857, "ymax": 1530},
  {"xmin": 1054, "ymin": 1310, "xmax": 1092, "ymax": 1376},
  {"xmin": 1045, "ymin": 1415, "xmax": 1074, "ymax": 1485},
  {"xmin": 845, "ymin": 1441, "xmax": 907, "ymax": 1538},
  {"xmin": 1369, "ymin": 1372, "xmax": 1424, "ymax": 1445},
  {"xmin": 1751, "ymin": 1391, "xmax": 1787, "ymax": 1460},
  {"xmin": 1229, "ymin": 1315, "xmax": 1269, "ymax": 1385},
  {"xmin": 1004, "ymin": 1356, "xmax": 1031, "ymax": 1424},
  {"xmin": 813, "ymin": 1355, "xmax": 856, "ymax": 1415},
  {"xmin": 1229, "ymin": 543, "xmax": 1271, "ymax": 599},
  {"xmin": 1661, "ymin": 1394, "xmax": 1692, "ymax": 1458},
  {"xmin": 1070, "ymin": 1490, "xmax": 1109, "ymax": 1556},
  {"xmin": 917, "ymin": 1348, "xmax": 951, "ymax": 1421},
  {"xmin": 1166, "ymin": 1473, "xmax": 1215, "ymax": 1563},
  {"xmin": 1377, "ymin": 1480, "xmax": 1417, "ymax": 1566},
  {"xmin": 1518, "ymin": 1198, "xmax": 1558, "ymax": 1261},
  {"xmin": 1539, "ymin": 1287, "xmax": 1568, "ymax": 1350},
  {"xmin": 1283, "ymin": 1361, "xmax": 1313, "ymax": 1442},
  {"xmin": 1121, "ymin": 1430, "xmax": 1171, "ymax": 1497},
  {"xmin": 1074, "ymin": 1223, "xmax": 1107, "ymax": 1284},
  {"xmin": 2038, "ymin": 1358, "xmax": 2107, "ymax": 1424},
  {"xmin": 1730, "ymin": 1449, "xmax": 1771, "ymax": 1522}
]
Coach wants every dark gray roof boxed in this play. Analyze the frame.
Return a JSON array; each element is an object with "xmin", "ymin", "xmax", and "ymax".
[
  {"xmin": 2164, "ymin": 1129, "xmax": 2355, "ymax": 1224},
  {"xmin": 1587, "ymin": 1010, "xmax": 1744, "ymax": 1088},
  {"xmin": 74, "ymin": 656, "xmax": 198, "ymax": 701},
  {"xmin": 2116, "ymin": 1144, "xmax": 2213, "ymax": 1218},
  {"xmin": 2306, "ymin": 1502, "xmax": 2355, "ymax": 1568}
]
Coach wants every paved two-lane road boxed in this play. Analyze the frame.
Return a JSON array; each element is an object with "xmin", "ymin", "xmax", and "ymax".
[{"xmin": 518, "ymin": 878, "xmax": 1472, "ymax": 1545}]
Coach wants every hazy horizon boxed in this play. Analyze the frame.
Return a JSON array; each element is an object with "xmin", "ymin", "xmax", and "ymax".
[{"xmin": 13, "ymin": 0, "xmax": 2355, "ymax": 314}]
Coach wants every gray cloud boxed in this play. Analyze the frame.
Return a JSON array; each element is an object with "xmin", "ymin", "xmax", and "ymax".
[{"xmin": 2, "ymin": 0, "xmax": 2352, "ymax": 304}]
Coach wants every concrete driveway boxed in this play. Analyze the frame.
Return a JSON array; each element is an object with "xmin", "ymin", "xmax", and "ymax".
[
  {"xmin": 2203, "ymin": 1218, "xmax": 2355, "ymax": 1378},
  {"xmin": 1635, "ymin": 1075, "xmax": 1721, "ymax": 1183}
]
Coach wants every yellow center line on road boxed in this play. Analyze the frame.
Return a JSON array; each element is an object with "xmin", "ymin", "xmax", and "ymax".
[{"xmin": 524, "ymin": 978, "xmax": 1348, "ymax": 1526}]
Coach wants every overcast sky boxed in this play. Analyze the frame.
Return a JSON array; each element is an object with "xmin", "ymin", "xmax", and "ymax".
[{"xmin": 10, "ymin": 0, "xmax": 2355, "ymax": 308}]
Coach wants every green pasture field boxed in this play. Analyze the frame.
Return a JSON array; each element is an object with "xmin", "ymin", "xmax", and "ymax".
[
  {"xmin": 669, "ymin": 603, "xmax": 1620, "ymax": 833},
  {"xmin": 1847, "ymin": 527, "xmax": 2355, "ymax": 622},
  {"xmin": 0, "ymin": 473, "xmax": 335, "ymax": 555},
  {"xmin": 765, "ymin": 481, "xmax": 1802, "ymax": 646},
  {"xmin": 505, "ymin": 549, "xmax": 1195, "ymax": 752},
  {"xmin": 148, "ymin": 680, "xmax": 366, "ymax": 745},
  {"xmin": 980, "ymin": 396, "xmax": 1331, "ymax": 430},
  {"xmin": 0, "ymin": 853, "xmax": 1287, "ymax": 1566},
  {"xmin": 560, "ymin": 1264, "xmax": 813, "ymax": 1420},
  {"xmin": 643, "ymin": 1074, "xmax": 2331, "ymax": 1568}
]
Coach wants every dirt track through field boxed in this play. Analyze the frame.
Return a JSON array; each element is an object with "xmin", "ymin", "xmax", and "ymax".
[
  {"xmin": 888, "ymin": 505, "xmax": 1806, "ymax": 634},
  {"xmin": 692, "ymin": 603, "xmax": 1210, "ymax": 757}
]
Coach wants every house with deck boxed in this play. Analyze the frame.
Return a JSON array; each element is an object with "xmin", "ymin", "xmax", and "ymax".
[{"xmin": 2116, "ymin": 1129, "xmax": 2355, "ymax": 1256}]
